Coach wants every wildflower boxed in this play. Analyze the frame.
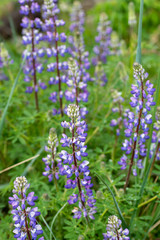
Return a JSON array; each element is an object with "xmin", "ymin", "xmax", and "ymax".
[
  {"xmin": 59, "ymin": 104, "xmax": 96, "ymax": 219},
  {"xmin": 68, "ymin": 1, "xmax": 92, "ymax": 115},
  {"xmin": 119, "ymin": 63, "xmax": 156, "ymax": 191},
  {"xmin": 42, "ymin": 128, "xmax": 61, "ymax": 183},
  {"xmin": 92, "ymin": 13, "xmax": 112, "ymax": 66},
  {"xmin": 103, "ymin": 215, "xmax": 130, "ymax": 240},
  {"xmin": 110, "ymin": 90, "xmax": 128, "ymax": 136},
  {"xmin": 128, "ymin": 2, "xmax": 137, "ymax": 26},
  {"xmin": 9, "ymin": 176, "xmax": 44, "ymax": 240},
  {"xmin": 19, "ymin": 0, "xmax": 44, "ymax": 111},
  {"xmin": 42, "ymin": 0, "xmax": 68, "ymax": 116}
]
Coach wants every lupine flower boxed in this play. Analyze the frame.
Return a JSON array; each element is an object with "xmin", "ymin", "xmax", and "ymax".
[
  {"xmin": 0, "ymin": 42, "xmax": 13, "ymax": 81},
  {"xmin": 65, "ymin": 58, "xmax": 88, "ymax": 118},
  {"xmin": 150, "ymin": 107, "xmax": 160, "ymax": 162},
  {"xmin": 59, "ymin": 104, "xmax": 96, "ymax": 219},
  {"xmin": 103, "ymin": 215, "xmax": 130, "ymax": 240},
  {"xmin": 9, "ymin": 176, "xmax": 44, "ymax": 240},
  {"xmin": 110, "ymin": 90, "xmax": 128, "ymax": 137},
  {"xmin": 110, "ymin": 31, "xmax": 121, "ymax": 55},
  {"xmin": 119, "ymin": 63, "xmax": 156, "ymax": 190},
  {"xmin": 92, "ymin": 13, "xmax": 112, "ymax": 67},
  {"xmin": 68, "ymin": 1, "xmax": 92, "ymax": 113},
  {"xmin": 42, "ymin": 128, "xmax": 61, "ymax": 183},
  {"xmin": 69, "ymin": 1, "xmax": 84, "ymax": 34},
  {"xmin": 19, "ymin": 0, "xmax": 45, "ymax": 111},
  {"xmin": 42, "ymin": 0, "xmax": 68, "ymax": 117},
  {"xmin": 128, "ymin": 2, "xmax": 137, "ymax": 26}
]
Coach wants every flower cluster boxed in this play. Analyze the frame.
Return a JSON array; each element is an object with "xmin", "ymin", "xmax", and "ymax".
[
  {"xmin": 65, "ymin": 58, "xmax": 88, "ymax": 118},
  {"xmin": 59, "ymin": 104, "xmax": 96, "ymax": 219},
  {"xmin": 42, "ymin": 128, "xmax": 61, "ymax": 182},
  {"xmin": 103, "ymin": 215, "xmax": 130, "ymax": 240},
  {"xmin": 92, "ymin": 13, "xmax": 112, "ymax": 66},
  {"xmin": 128, "ymin": 2, "xmax": 137, "ymax": 26},
  {"xmin": 110, "ymin": 31, "xmax": 121, "ymax": 55},
  {"xmin": 19, "ymin": 0, "xmax": 45, "ymax": 99},
  {"xmin": 9, "ymin": 176, "xmax": 44, "ymax": 240},
  {"xmin": 68, "ymin": 2, "xmax": 92, "ymax": 108},
  {"xmin": 0, "ymin": 42, "xmax": 13, "ymax": 81},
  {"xmin": 119, "ymin": 63, "xmax": 156, "ymax": 178},
  {"xmin": 92, "ymin": 13, "xmax": 112, "ymax": 85},
  {"xmin": 110, "ymin": 90, "xmax": 126, "ymax": 136},
  {"xmin": 69, "ymin": 1, "xmax": 85, "ymax": 34},
  {"xmin": 42, "ymin": 0, "xmax": 68, "ymax": 116},
  {"xmin": 150, "ymin": 107, "xmax": 160, "ymax": 160}
]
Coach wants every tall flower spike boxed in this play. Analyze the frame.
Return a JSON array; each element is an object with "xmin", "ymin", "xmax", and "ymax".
[
  {"xmin": 92, "ymin": 13, "xmax": 112, "ymax": 64},
  {"xmin": 42, "ymin": 128, "xmax": 61, "ymax": 186},
  {"xmin": 110, "ymin": 90, "xmax": 129, "ymax": 136},
  {"xmin": 68, "ymin": 2, "xmax": 92, "ymax": 116},
  {"xmin": 128, "ymin": 2, "xmax": 137, "ymax": 26},
  {"xmin": 103, "ymin": 215, "xmax": 130, "ymax": 240},
  {"xmin": 119, "ymin": 63, "xmax": 156, "ymax": 191},
  {"xmin": 92, "ymin": 13, "xmax": 112, "ymax": 85},
  {"xmin": 59, "ymin": 104, "xmax": 96, "ymax": 220},
  {"xmin": 19, "ymin": 0, "xmax": 45, "ymax": 111},
  {"xmin": 42, "ymin": 0, "xmax": 68, "ymax": 117},
  {"xmin": 9, "ymin": 176, "xmax": 44, "ymax": 240},
  {"xmin": 65, "ymin": 58, "xmax": 88, "ymax": 118}
]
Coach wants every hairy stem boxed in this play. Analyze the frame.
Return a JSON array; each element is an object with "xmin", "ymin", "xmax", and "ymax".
[
  {"xmin": 51, "ymin": 146, "xmax": 58, "ymax": 191},
  {"xmin": 29, "ymin": 4, "xmax": 39, "ymax": 112},
  {"xmin": 74, "ymin": 76, "xmax": 79, "ymax": 106},
  {"xmin": 53, "ymin": 16, "xmax": 63, "ymax": 117}
]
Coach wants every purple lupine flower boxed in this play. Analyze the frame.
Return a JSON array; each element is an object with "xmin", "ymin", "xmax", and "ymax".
[
  {"xmin": 110, "ymin": 90, "xmax": 128, "ymax": 137},
  {"xmin": 92, "ymin": 13, "xmax": 112, "ymax": 64},
  {"xmin": 103, "ymin": 215, "xmax": 130, "ymax": 240},
  {"xmin": 92, "ymin": 13, "xmax": 112, "ymax": 86},
  {"xmin": 65, "ymin": 58, "xmax": 88, "ymax": 118},
  {"xmin": 42, "ymin": 0, "xmax": 68, "ymax": 117},
  {"xmin": 70, "ymin": 1, "xmax": 85, "ymax": 34},
  {"xmin": 59, "ymin": 104, "xmax": 96, "ymax": 220},
  {"xmin": 0, "ymin": 42, "xmax": 13, "ymax": 81},
  {"xmin": 68, "ymin": 2, "xmax": 92, "ymax": 113},
  {"xmin": 19, "ymin": 0, "xmax": 44, "ymax": 111},
  {"xmin": 150, "ymin": 107, "xmax": 160, "ymax": 164},
  {"xmin": 120, "ymin": 63, "xmax": 156, "ymax": 191},
  {"xmin": 9, "ymin": 176, "xmax": 44, "ymax": 240},
  {"xmin": 42, "ymin": 128, "xmax": 61, "ymax": 183}
]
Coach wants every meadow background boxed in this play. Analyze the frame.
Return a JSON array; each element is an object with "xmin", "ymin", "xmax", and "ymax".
[{"xmin": 0, "ymin": 0, "xmax": 160, "ymax": 239}]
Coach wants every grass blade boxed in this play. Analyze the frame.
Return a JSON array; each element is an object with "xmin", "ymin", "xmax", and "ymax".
[
  {"xmin": 50, "ymin": 202, "xmax": 68, "ymax": 240},
  {"xmin": 94, "ymin": 172, "xmax": 127, "ymax": 227},
  {"xmin": 41, "ymin": 214, "xmax": 57, "ymax": 240},
  {"xmin": 136, "ymin": 0, "xmax": 144, "ymax": 64},
  {"xmin": 0, "ymin": 57, "xmax": 26, "ymax": 137}
]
